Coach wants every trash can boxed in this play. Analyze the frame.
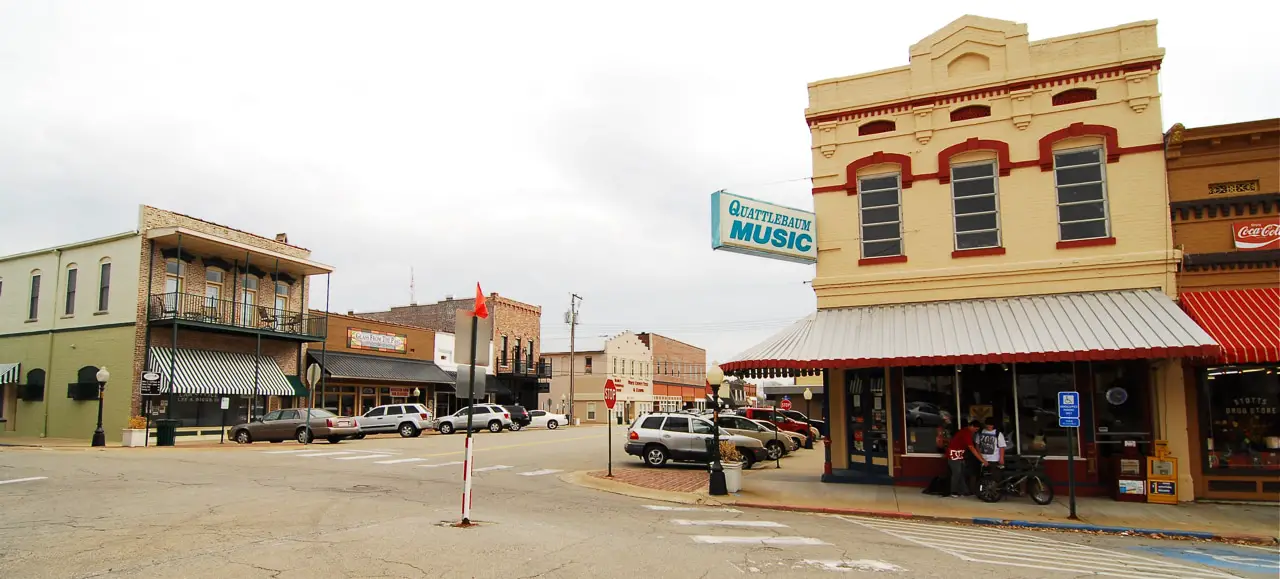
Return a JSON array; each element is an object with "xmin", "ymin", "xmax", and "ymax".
[{"xmin": 155, "ymin": 419, "xmax": 179, "ymax": 447}]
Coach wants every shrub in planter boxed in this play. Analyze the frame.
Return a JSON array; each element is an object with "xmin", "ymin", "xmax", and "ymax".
[
  {"xmin": 122, "ymin": 416, "xmax": 148, "ymax": 447},
  {"xmin": 718, "ymin": 441, "xmax": 741, "ymax": 463}
]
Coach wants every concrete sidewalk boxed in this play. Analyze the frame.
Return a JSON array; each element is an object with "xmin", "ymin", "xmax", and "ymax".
[{"xmin": 571, "ymin": 445, "xmax": 1279, "ymax": 545}]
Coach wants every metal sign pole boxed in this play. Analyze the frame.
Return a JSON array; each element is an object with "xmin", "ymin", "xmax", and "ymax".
[
  {"xmin": 773, "ymin": 399, "xmax": 781, "ymax": 469},
  {"xmin": 1068, "ymin": 426, "xmax": 1078, "ymax": 520}
]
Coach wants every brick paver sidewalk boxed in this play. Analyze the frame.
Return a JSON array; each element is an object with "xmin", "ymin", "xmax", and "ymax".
[{"xmin": 589, "ymin": 468, "xmax": 708, "ymax": 493}]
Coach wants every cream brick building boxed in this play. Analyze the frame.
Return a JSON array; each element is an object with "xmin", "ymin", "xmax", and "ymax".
[{"xmin": 542, "ymin": 331, "xmax": 669, "ymax": 423}]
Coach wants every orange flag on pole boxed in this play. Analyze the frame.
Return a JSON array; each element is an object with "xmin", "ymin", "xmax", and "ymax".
[{"xmin": 473, "ymin": 283, "xmax": 489, "ymax": 319}]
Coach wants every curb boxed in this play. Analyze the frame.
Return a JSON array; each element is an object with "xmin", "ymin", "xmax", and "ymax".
[
  {"xmin": 559, "ymin": 471, "xmax": 728, "ymax": 507},
  {"xmin": 732, "ymin": 502, "xmax": 1279, "ymax": 546}
]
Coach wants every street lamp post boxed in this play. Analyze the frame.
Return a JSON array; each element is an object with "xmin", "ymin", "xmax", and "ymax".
[
  {"xmin": 802, "ymin": 387, "xmax": 814, "ymax": 450},
  {"xmin": 706, "ymin": 362, "xmax": 727, "ymax": 496},
  {"xmin": 92, "ymin": 367, "xmax": 110, "ymax": 447}
]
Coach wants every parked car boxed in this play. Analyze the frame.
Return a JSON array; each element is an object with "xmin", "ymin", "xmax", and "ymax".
[
  {"xmin": 503, "ymin": 405, "xmax": 532, "ymax": 431},
  {"xmin": 356, "ymin": 403, "xmax": 432, "ymax": 438},
  {"xmin": 528, "ymin": 410, "xmax": 566, "ymax": 430},
  {"xmin": 625, "ymin": 413, "xmax": 769, "ymax": 470},
  {"xmin": 906, "ymin": 401, "xmax": 951, "ymax": 426},
  {"xmin": 778, "ymin": 409, "xmax": 828, "ymax": 437},
  {"xmin": 752, "ymin": 419, "xmax": 805, "ymax": 452},
  {"xmin": 433, "ymin": 404, "xmax": 512, "ymax": 434},
  {"xmin": 738, "ymin": 407, "xmax": 816, "ymax": 445},
  {"xmin": 230, "ymin": 408, "xmax": 358, "ymax": 444},
  {"xmin": 714, "ymin": 415, "xmax": 790, "ymax": 460}
]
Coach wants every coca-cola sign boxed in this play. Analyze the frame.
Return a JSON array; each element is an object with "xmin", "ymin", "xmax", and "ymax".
[{"xmin": 1233, "ymin": 219, "xmax": 1280, "ymax": 251}]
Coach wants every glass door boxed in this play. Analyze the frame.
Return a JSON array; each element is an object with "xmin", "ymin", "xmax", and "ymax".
[{"xmin": 847, "ymin": 369, "xmax": 891, "ymax": 478}]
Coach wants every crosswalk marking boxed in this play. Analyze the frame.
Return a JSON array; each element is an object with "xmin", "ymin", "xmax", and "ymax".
[
  {"xmin": 643, "ymin": 505, "xmax": 741, "ymax": 513},
  {"xmin": 0, "ymin": 477, "xmax": 48, "ymax": 485},
  {"xmin": 374, "ymin": 458, "xmax": 427, "ymax": 465},
  {"xmin": 294, "ymin": 451, "xmax": 355, "ymax": 458},
  {"xmin": 839, "ymin": 516, "xmax": 1235, "ymax": 579},
  {"xmin": 517, "ymin": 469, "xmax": 562, "ymax": 477},
  {"xmin": 671, "ymin": 519, "xmax": 788, "ymax": 528},
  {"xmin": 260, "ymin": 449, "xmax": 318, "ymax": 454},
  {"xmin": 418, "ymin": 461, "xmax": 464, "ymax": 469},
  {"xmin": 472, "ymin": 465, "xmax": 513, "ymax": 472},
  {"xmin": 690, "ymin": 536, "xmax": 829, "ymax": 546},
  {"xmin": 333, "ymin": 454, "xmax": 393, "ymax": 461}
]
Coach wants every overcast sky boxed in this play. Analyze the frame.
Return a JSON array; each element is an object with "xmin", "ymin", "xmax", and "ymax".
[{"xmin": 1, "ymin": 1, "xmax": 1276, "ymax": 365}]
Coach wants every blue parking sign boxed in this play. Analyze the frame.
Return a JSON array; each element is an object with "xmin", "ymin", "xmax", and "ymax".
[{"xmin": 1057, "ymin": 391, "xmax": 1080, "ymax": 420}]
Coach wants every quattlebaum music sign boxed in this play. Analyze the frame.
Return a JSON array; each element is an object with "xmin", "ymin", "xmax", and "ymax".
[
  {"xmin": 1232, "ymin": 219, "xmax": 1280, "ymax": 251},
  {"xmin": 711, "ymin": 191, "xmax": 817, "ymax": 264},
  {"xmin": 348, "ymin": 327, "xmax": 407, "ymax": 354}
]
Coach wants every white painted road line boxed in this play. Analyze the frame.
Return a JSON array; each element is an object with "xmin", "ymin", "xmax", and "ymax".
[
  {"xmin": 374, "ymin": 458, "xmax": 427, "ymax": 465},
  {"xmin": 839, "ymin": 516, "xmax": 1236, "ymax": 579},
  {"xmin": 517, "ymin": 469, "xmax": 563, "ymax": 477},
  {"xmin": 294, "ymin": 452, "xmax": 355, "ymax": 458},
  {"xmin": 671, "ymin": 519, "xmax": 789, "ymax": 528},
  {"xmin": 690, "ymin": 536, "xmax": 829, "ymax": 546},
  {"xmin": 419, "ymin": 461, "xmax": 464, "ymax": 469},
  {"xmin": 472, "ymin": 465, "xmax": 513, "ymax": 472},
  {"xmin": 0, "ymin": 477, "xmax": 48, "ymax": 485},
  {"xmin": 261, "ymin": 449, "xmax": 318, "ymax": 454},
  {"xmin": 333, "ymin": 454, "xmax": 393, "ymax": 461},
  {"xmin": 643, "ymin": 505, "xmax": 742, "ymax": 513}
]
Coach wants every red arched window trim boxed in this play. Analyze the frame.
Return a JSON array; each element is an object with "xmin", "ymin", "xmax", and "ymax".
[
  {"xmin": 1038, "ymin": 122, "xmax": 1121, "ymax": 171},
  {"xmin": 949, "ymin": 105, "xmax": 991, "ymax": 122},
  {"xmin": 844, "ymin": 152, "xmax": 914, "ymax": 195},
  {"xmin": 937, "ymin": 138, "xmax": 1012, "ymax": 184},
  {"xmin": 1052, "ymin": 88, "xmax": 1097, "ymax": 106},
  {"xmin": 858, "ymin": 120, "xmax": 896, "ymax": 136}
]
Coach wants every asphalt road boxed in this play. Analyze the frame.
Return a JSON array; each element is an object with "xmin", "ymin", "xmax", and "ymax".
[{"xmin": 1, "ymin": 425, "xmax": 1275, "ymax": 579}]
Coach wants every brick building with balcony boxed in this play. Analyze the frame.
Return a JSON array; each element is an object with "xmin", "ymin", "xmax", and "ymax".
[
  {"xmin": 637, "ymin": 333, "xmax": 707, "ymax": 411},
  {"xmin": 0, "ymin": 205, "xmax": 333, "ymax": 442},
  {"xmin": 356, "ymin": 293, "xmax": 548, "ymax": 408}
]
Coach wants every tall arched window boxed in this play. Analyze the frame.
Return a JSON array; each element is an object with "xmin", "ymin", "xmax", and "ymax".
[
  {"xmin": 97, "ymin": 258, "xmax": 112, "ymax": 312},
  {"xmin": 64, "ymin": 264, "xmax": 78, "ymax": 316},
  {"xmin": 28, "ymin": 270, "xmax": 41, "ymax": 321}
]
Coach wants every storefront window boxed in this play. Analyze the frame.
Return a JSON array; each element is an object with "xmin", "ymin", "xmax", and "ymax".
[
  {"xmin": 1203, "ymin": 366, "xmax": 1280, "ymax": 472},
  {"xmin": 165, "ymin": 394, "xmax": 258, "ymax": 427},
  {"xmin": 959, "ymin": 364, "xmax": 1015, "ymax": 442},
  {"xmin": 903, "ymin": 366, "xmax": 956, "ymax": 454},
  {"xmin": 1092, "ymin": 360, "xmax": 1149, "ymax": 457},
  {"xmin": 1015, "ymin": 362, "xmax": 1076, "ymax": 456}
]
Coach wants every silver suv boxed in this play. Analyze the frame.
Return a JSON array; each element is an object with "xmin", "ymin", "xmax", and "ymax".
[
  {"xmin": 625, "ymin": 413, "xmax": 769, "ymax": 470},
  {"xmin": 357, "ymin": 403, "xmax": 433, "ymax": 438},
  {"xmin": 434, "ymin": 404, "xmax": 513, "ymax": 434}
]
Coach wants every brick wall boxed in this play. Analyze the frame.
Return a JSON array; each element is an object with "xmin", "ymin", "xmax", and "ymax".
[
  {"xmin": 359, "ymin": 293, "xmax": 542, "ymax": 370},
  {"xmin": 638, "ymin": 333, "xmax": 705, "ymax": 401},
  {"xmin": 316, "ymin": 311, "xmax": 436, "ymax": 362}
]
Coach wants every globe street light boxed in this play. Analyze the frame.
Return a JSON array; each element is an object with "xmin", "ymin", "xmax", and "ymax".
[
  {"xmin": 802, "ymin": 387, "xmax": 815, "ymax": 449},
  {"xmin": 706, "ymin": 362, "xmax": 727, "ymax": 496},
  {"xmin": 92, "ymin": 366, "xmax": 109, "ymax": 447}
]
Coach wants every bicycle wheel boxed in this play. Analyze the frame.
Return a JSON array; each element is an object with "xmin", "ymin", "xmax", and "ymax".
[
  {"xmin": 1028, "ymin": 475, "xmax": 1054, "ymax": 505},
  {"xmin": 977, "ymin": 475, "xmax": 1003, "ymax": 503}
]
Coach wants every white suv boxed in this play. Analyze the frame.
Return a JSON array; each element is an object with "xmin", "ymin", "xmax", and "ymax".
[
  {"xmin": 357, "ymin": 403, "xmax": 433, "ymax": 438},
  {"xmin": 434, "ymin": 405, "xmax": 513, "ymax": 434}
]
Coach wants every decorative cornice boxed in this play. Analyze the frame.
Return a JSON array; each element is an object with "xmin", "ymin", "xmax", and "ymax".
[
  {"xmin": 1170, "ymin": 192, "xmax": 1280, "ymax": 221},
  {"xmin": 1183, "ymin": 250, "xmax": 1280, "ymax": 271},
  {"xmin": 805, "ymin": 59, "xmax": 1162, "ymax": 127}
]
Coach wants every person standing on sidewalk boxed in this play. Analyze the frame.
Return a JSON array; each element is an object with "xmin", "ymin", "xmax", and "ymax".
[{"xmin": 946, "ymin": 421, "xmax": 987, "ymax": 497}]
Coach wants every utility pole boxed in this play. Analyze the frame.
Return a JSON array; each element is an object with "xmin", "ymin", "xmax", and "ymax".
[{"xmin": 566, "ymin": 293, "xmax": 582, "ymax": 424}]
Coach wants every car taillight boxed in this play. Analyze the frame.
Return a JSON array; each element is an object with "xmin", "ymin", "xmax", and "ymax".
[
  {"xmin": 420, "ymin": 413, "xmax": 429, "ymax": 419},
  {"xmin": 503, "ymin": 413, "xmax": 510, "ymax": 419},
  {"xmin": 629, "ymin": 431, "xmax": 638, "ymax": 440},
  {"xmin": 326, "ymin": 418, "xmax": 334, "ymax": 427}
]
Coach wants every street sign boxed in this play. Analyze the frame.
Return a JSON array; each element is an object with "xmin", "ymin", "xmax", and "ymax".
[
  {"xmin": 1059, "ymin": 417, "xmax": 1081, "ymax": 428},
  {"xmin": 306, "ymin": 363, "xmax": 322, "ymax": 388},
  {"xmin": 603, "ymin": 380, "xmax": 617, "ymax": 410},
  {"xmin": 780, "ymin": 397, "xmax": 792, "ymax": 411},
  {"xmin": 219, "ymin": 397, "xmax": 230, "ymax": 410},
  {"xmin": 140, "ymin": 372, "xmax": 162, "ymax": 396},
  {"xmin": 454, "ymin": 310, "xmax": 494, "ymax": 366},
  {"xmin": 1057, "ymin": 391, "xmax": 1080, "ymax": 420},
  {"xmin": 455, "ymin": 364, "xmax": 488, "ymax": 400}
]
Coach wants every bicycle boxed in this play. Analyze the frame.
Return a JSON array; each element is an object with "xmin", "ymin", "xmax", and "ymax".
[{"xmin": 976, "ymin": 452, "xmax": 1054, "ymax": 505}]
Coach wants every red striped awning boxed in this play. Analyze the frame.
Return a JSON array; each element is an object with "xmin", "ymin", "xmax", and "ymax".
[{"xmin": 1180, "ymin": 288, "xmax": 1280, "ymax": 364}]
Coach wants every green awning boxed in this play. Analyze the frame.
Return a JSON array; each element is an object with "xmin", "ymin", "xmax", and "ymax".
[{"xmin": 286, "ymin": 375, "xmax": 308, "ymax": 397}]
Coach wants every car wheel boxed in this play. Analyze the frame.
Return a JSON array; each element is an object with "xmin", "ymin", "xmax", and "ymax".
[
  {"xmin": 765, "ymin": 441, "xmax": 784, "ymax": 461},
  {"xmin": 739, "ymin": 449, "xmax": 756, "ymax": 470},
  {"xmin": 439, "ymin": 422, "xmax": 455, "ymax": 435},
  {"xmin": 488, "ymin": 421, "xmax": 502, "ymax": 433},
  {"xmin": 234, "ymin": 430, "xmax": 252, "ymax": 444},
  {"xmin": 644, "ymin": 445, "xmax": 668, "ymax": 467},
  {"xmin": 399, "ymin": 423, "xmax": 419, "ymax": 438},
  {"xmin": 546, "ymin": 420, "xmax": 558, "ymax": 430},
  {"xmin": 326, "ymin": 436, "xmax": 342, "ymax": 444},
  {"xmin": 509, "ymin": 423, "xmax": 522, "ymax": 432},
  {"xmin": 296, "ymin": 428, "xmax": 312, "ymax": 444}
]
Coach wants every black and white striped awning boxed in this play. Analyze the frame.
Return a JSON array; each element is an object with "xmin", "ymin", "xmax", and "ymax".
[
  {"xmin": 148, "ymin": 348, "xmax": 293, "ymax": 396},
  {"xmin": 0, "ymin": 363, "xmax": 19, "ymax": 385}
]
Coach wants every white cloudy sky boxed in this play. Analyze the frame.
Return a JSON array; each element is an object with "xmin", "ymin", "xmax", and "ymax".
[{"xmin": 1, "ymin": 1, "xmax": 1276, "ymax": 364}]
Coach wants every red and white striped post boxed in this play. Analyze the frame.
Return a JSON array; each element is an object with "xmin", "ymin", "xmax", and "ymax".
[
  {"xmin": 458, "ymin": 283, "xmax": 488, "ymax": 527},
  {"xmin": 461, "ymin": 436, "xmax": 474, "ymax": 521}
]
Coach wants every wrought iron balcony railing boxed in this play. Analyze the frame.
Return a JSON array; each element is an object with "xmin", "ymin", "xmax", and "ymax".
[
  {"xmin": 502, "ymin": 358, "xmax": 551, "ymax": 379},
  {"xmin": 148, "ymin": 292, "xmax": 326, "ymax": 339}
]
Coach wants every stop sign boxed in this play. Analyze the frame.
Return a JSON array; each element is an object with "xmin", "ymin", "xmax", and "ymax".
[
  {"xmin": 780, "ymin": 397, "xmax": 792, "ymax": 411},
  {"xmin": 603, "ymin": 379, "xmax": 617, "ymax": 410}
]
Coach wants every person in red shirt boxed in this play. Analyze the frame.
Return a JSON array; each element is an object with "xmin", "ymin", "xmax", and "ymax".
[{"xmin": 946, "ymin": 421, "xmax": 987, "ymax": 497}]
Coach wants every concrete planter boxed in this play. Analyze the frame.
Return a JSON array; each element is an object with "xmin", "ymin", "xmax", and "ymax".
[
  {"xmin": 723, "ymin": 461, "xmax": 743, "ymax": 493},
  {"xmin": 121, "ymin": 428, "xmax": 147, "ymax": 447}
]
